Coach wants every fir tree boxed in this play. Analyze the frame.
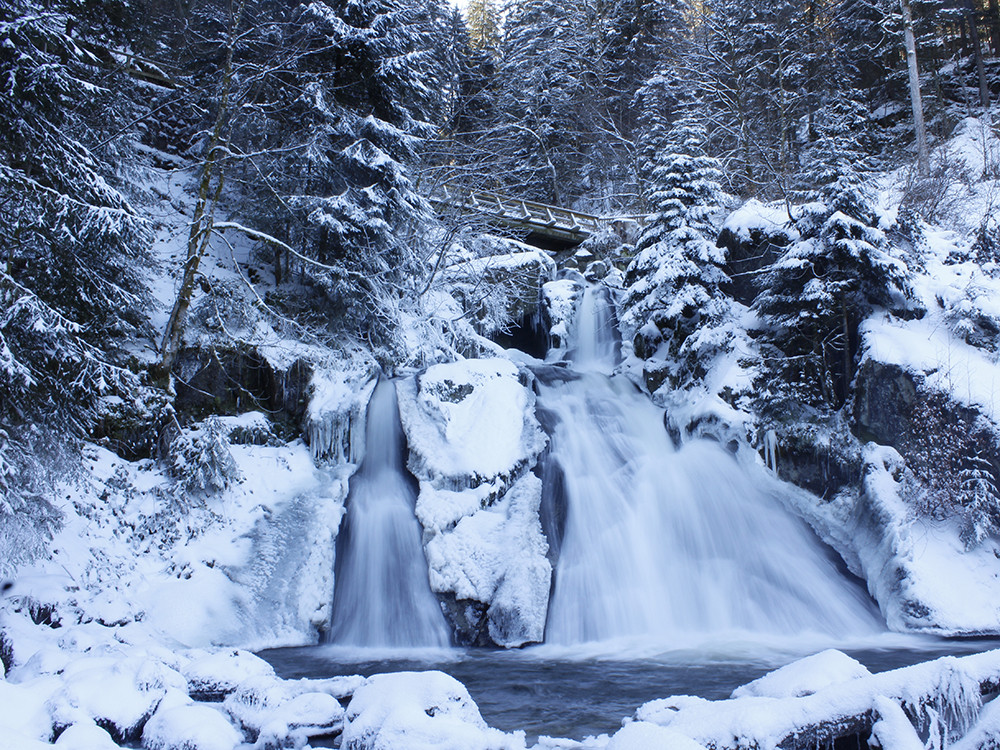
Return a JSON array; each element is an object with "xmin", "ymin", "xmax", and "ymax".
[
  {"xmin": 622, "ymin": 91, "xmax": 729, "ymax": 389},
  {"xmin": 753, "ymin": 161, "xmax": 912, "ymax": 411}
]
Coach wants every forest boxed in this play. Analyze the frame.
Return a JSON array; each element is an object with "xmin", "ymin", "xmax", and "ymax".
[{"xmin": 3, "ymin": 0, "xmax": 1000, "ymax": 747}]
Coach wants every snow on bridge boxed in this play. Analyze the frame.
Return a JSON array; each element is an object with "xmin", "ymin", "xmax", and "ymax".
[{"xmin": 430, "ymin": 186, "xmax": 646, "ymax": 246}]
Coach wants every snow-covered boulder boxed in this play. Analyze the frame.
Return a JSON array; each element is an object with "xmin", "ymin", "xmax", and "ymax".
[
  {"xmin": 848, "ymin": 444, "xmax": 1000, "ymax": 634},
  {"xmin": 419, "ymin": 474, "xmax": 551, "ymax": 646},
  {"xmin": 55, "ymin": 720, "xmax": 121, "ymax": 749},
  {"xmin": 47, "ymin": 654, "xmax": 188, "ymax": 744},
  {"xmin": 542, "ymin": 278, "xmax": 584, "ymax": 355},
  {"xmin": 341, "ymin": 671, "xmax": 526, "ymax": 750},
  {"xmin": 142, "ymin": 703, "xmax": 242, "ymax": 750},
  {"xmin": 181, "ymin": 649, "xmax": 275, "ymax": 699},
  {"xmin": 731, "ymin": 649, "xmax": 871, "ymax": 699},
  {"xmin": 397, "ymin": 359, "xmax": 551, "ymax": 646},
  {"xmin": 398, "ymin": 358, "xmax": 546, "ymax": 487},
  {"xmin": 223, "ymin": 673, "xmax": 352, "ymax": 746}
]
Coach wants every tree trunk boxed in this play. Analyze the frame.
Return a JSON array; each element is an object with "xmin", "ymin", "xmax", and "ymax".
[
  {"xmin": 965, "ymin": 0, "xmax": 992, "ymax": 109},
  {"xmin": 899, "ymin": 0, "xmax": 930, "ymax": 176},
  {"xmin": 989, "ymin": 0, "xmax": 1000, "ymax": 56},
  {"xmin": 156, "ymin": 0, "xmax": 246, "ymax": 380}
]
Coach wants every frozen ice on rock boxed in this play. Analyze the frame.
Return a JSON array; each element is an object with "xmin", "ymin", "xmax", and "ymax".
[
  {"xmin": 341, "ymin": 671, "xmax": 526, "ymax": 750},
  {"xmin": 869, "ymin": 696, "xmax": 925, "ymax": 750},
  {"xmin": 731, "ymin": 649, "xmax": 871, "ymax": 699},
  {"xmin": 142, "ymin": 703, "xmax": 243, "ymax": 750}
]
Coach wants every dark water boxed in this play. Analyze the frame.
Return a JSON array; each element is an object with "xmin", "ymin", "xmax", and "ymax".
[{"xmin": 258, "ymin": 637, "xmax": 1000, "ymax": 743}]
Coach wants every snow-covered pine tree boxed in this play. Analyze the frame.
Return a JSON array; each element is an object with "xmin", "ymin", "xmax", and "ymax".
[
  {"xmin": 622, "ymin": 84, "xmax": 729, "ymax": 390},
  {"xmin": 753, "ymin": 119, "xmax": 912, "ymax": 411},
  {"xmin": 0, "ymin": 0, "xmax": 150, "ymax": 559},
  {"xmin": 492, "ymin": 0, "xmax": 587, "ymax": 203},
  {"xmin": 232, "ymin": 0, "xmax": 452, "ymax": 354},
  {"xmin": 0, "ymin": 1, "xmax": 149, "ymax": 427},
  {"xmin": 466, "ymin": 0, "xmax": 503, "ymax": 50}
]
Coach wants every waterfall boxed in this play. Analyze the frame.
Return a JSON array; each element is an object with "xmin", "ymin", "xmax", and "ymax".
[
  {"xmin": 541, "ymin": 285, "xmax": 882, "ymax": 645},
  {"xmin": 329, "ymin": 378, "xmax": 450, "ymax": 647},
  {"xmin": 569, "ymin": 285, "xmax": 619, "ymax": 373}
]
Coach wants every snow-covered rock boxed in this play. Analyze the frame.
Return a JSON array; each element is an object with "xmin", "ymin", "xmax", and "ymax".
[
  {"xmin": 731, "ymin": 649, "xmax": 871, "ymax": 699},
  {"xmin": 181, "ymin": 649, "xmax": 275, "ymax": 699},
  {"xmin": 55, "ymin": 720, "xmax": 121, "ymax": 749},
  {"xmin": 542, "ymin": 278, "xmax": 584, "ymax": 355},
  {"xmin": 142, "ymin": 703, "xmax": 243, "ymax": 750},
  {"xmin": 398, "ymin": 358, "xmax": 546, "ymax": 487},
  {"xmin": 47, "ymin": 654, "xmax": 188, "ymax": 743},
  {"xmin": 848, "ymin": 445, "xmax": 1000, "ymax": 634},
  {"xmin": 606, "ymin": 721, "xmax": 708, "ymax": 750},
  {"xmin": 419, "ymin": 474, "xmax": 551, "ymax": 646},
  {"xmin": 223, "ymin": 674, "xmax": 348, "ymax": 746},
  {"xmin": 306, "ymin": 370, "xmax": 375, "ymax": 463},
  {"xmin": 341, "ymin": 671, "xmax": 526, "ymax": 750},
  {"xmin": 397, "ymin": 359, "xmax": 551, "ymax": 646}
]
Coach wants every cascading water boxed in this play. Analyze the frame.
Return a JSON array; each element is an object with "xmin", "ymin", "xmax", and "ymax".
[
  {"xmin": 540, "ymin": 285, "xmax": 883, "ymax": 645},
  {"xmin": 329, "ymin": 378, "xmax": 450, "ymax": 647},
  {"xmin": 570, "ymin": 285, "xmax": 619, "ymax": 373}
]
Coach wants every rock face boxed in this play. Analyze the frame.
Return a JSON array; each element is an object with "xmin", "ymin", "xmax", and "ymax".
[
  {"xmin": 444, "ymin": 244, "xmax": 556, "ymax": 357},
  {"xmin": 172, "ymin": 346, "xmax": 313, "ymax": 436},
  {"xmin": 397, "ymin": 358, "xmax": 551, "ymax": 647}
]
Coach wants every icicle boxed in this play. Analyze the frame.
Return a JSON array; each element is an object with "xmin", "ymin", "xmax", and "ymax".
[{"xmin": 764, "ymin": 429, "xmax": 779, "ymax": 475}]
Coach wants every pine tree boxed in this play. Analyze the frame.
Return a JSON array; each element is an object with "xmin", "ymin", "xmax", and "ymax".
[
  {"xmin": 622, "ymin": 90, "xmax": 730, "ymax": 389},
  {"xmin": 753, "ymin": 172, "xmax": 912, "ymax": 411},
  {"xmin": 0, "ymin": 0, "xmax": 150, "ymax": 427},
  {"xmin": 466, "ymin": 0, "xmax": 502, "ymax": 50}
]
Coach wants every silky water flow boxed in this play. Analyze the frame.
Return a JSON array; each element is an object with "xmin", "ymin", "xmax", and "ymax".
[
  {"xmin": 541, "ymin": 285, "xmax": 883, "ymax": 645},
  {"xmin": 328, "ymin": 378, "xmax": 450, "ymax": 647}
]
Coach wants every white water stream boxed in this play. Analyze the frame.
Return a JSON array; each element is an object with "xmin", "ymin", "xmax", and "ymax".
[
  {"xmin": 541, "ymin": 285, "xmax": 883, "ymax": 645},
  {"xmin": 328, "ymin": 378, "xmax": 451, "ymax": 647}
]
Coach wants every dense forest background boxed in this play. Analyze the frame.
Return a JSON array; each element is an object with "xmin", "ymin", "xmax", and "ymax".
[{"xmin": 2, "ymin": 0, "xmax": 1000, "ymax": 558}]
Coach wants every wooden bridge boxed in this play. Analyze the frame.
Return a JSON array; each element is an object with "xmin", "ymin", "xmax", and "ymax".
[{"xmin": 430, "ymin": 186, "xmax": 646, "ymax": 247}]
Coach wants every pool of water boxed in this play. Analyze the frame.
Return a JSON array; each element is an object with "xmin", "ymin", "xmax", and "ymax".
[{"xmin": 258, "ymin": 635, "xmax": 1000, "ymax": 743}]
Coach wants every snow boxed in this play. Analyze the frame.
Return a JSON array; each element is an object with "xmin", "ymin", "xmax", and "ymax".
[
  {"xmin": 397, "ymin": 358, "xmax": 551, "ymax": 646},
  {"xmin": 341, "ymin": 671, "xmax": 526, "ymax": 750},
  {"xmin": 605, "ymin": 722, "xmax": 707, "ymax": 750},
  {"xmin": 54, "ymin": 721, "xmax": 121, "ymax": 749},
  {"xmin": 720, "ymin": 198, "xmax": 796, "ymax": 243},
  {"xmin": 629, "ymin": 649, "xmax": 995, "ymax": 750},
  {"xmin": 419, "ymin": 474, "xmax": 551, "ymax": 646},
  {"xmin": 142, "ymin": 703, "xmax": 243, "ymax": 750},
  {"xmin": 861, "ymin": 314, "xmax": 1000, "ymax": 424},
  {"xmin": 731, "ymin": 649, "xmax": 871, "ymax": 699},
  {"xmin": 542, "ymin": 278, "xmax": 583, "ymax": 355},
  {"xmin": 849, "ymin": 444, "xmax": 1000, "ymax": 634},
  {"xmin": 398, "ymin": 358, "xmax": 546, "ymax": 484}
]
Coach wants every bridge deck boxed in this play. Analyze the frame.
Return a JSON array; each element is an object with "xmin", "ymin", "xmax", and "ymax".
[{"xmin": 431, "ymin": 187, "xmax": 645, "ymax": 244}]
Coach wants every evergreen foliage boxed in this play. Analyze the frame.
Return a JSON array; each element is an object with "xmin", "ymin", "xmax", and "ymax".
[
  {"xmin": 753, "ymin": 181, "xmax": 912, "ymax": 411},
  {"xmin": 0, "ymin": 1, "xmax": 149, "ymax": 428},
  {"xmin": 622, "ymin": 90, "xmax": 730, "ymax": 389}
]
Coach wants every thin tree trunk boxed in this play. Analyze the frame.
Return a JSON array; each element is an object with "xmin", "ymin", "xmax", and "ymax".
[
  {"xmin": 965, "ymin": 0, "xmax": 992, "ymax": 109},
  {"xmin": 157, "ymin": 0, "xmax": 246, "ymax": 380},
  {"xmin": 989, "ymin": 0, "xmax": 1000, "ymax": 56},
  {"xmin": 899, "ymin": 0, "xmax": 930, "ymax": 176}
]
